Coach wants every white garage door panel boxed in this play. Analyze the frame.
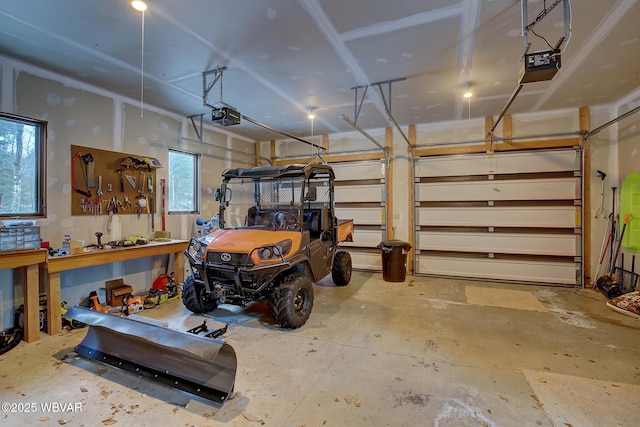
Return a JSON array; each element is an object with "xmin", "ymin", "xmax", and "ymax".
[
  {"xmin": 335, "ymin": 185, "xmax": 382, "ymax": 202},
  {"xmin": 418, "ymin": 206, "xmax": 577, "ymax": 227},
  {"xmin": 417, "ymin": 232, "xmax": 577, "ymax": 256},
  {"xmin": 332, "ymin": 161, "xmax": 383, "ymax": 180},
  {"xmin": 416, "ymin": 256, "xmax": 576, "ymax": 285},
  {"xmin": 350, "ymin": 229, "xmax": 384, "ymax": 247},
  {"xmin": 336, "ymin": 208, "xmax": 383, "ymax": 225},
  {"xmin": 417, "ymin": 150, "xmax": 577, "ymax": 177},
  {"xmin": 417, "ymin": 178, "xmax": 577, "ymax": 201},
  {"xmin": 347, "ymin": 251, "xmax": 382, "ymax": 271}
]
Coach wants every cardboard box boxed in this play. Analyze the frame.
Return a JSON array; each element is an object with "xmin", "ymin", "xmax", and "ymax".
[
  {"xmin": 62, "ymin": 240, "xmax": 83, "ymax": 254},
  {"xmin": 104, "ymin": 278, "xmax": 133, "ymax": 307},
  {"xmin": 153, "ymin": 231, "xmax": 171, "ymax": 239},
  {"xmin": 108, "ymin": 286, "xmax": 133, "ymax": 307}
]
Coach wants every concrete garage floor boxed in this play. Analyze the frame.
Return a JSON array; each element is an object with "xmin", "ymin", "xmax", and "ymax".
[{"xmin": 2, "ymin": 271, "xmax": 640, "ymax": 426}]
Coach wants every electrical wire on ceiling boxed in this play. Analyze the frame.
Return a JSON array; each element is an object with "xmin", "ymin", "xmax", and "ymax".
[{"xmin": 530, "ymin": 27, "xmax": 554, "ymax": 50}]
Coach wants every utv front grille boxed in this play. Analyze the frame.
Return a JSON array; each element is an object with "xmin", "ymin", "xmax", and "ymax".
[{"xmin": 207, "ymin": 251, "xmax": 252, "ymax": 267}]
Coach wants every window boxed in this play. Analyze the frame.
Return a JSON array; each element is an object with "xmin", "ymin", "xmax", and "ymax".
[
  {"xmin": 168, "ymin": 149, "xmax": 199, "ymax": 213},
  {"xmin": 0, "ymin": 113, "xmax": 47, "ymax": 218}
]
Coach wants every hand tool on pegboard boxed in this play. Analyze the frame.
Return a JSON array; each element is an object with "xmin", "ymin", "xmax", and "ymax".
[
  {"xmin": 125, "ymin": 174, "xmax": 137, "ymax": 190},
  {"xmin": 117, "ymin": 170, "xmax": 125, "ymax": 192},
  {"xmin": 82, "ymin": 153, "xmax": 96, "ymax": 188},
  {"xmin": 148, "ymin": 174, "xmax": 155, "ymax": 231},
  {"xmin": 150, "ymin": 194, "xmax": 155, "ymax": 231},
  {"xmin": 97, "ymin": 175, "xmax": 104, "ymax": 198},
  {"xmin": 71, "ymin": 152, "xmax": 91, "ymax": 198},
  {"xmin": 160, "ymin": 178, "xmax": 166, "ymax": 231},
  {"xmin": 137, "ymin": 171, "xmax": 145, "ymax": 198}
]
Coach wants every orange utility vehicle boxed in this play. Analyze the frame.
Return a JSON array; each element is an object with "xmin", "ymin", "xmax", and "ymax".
[{"xmin": 182, "ymin": 164, "xmax": 354, "ymax": 328}]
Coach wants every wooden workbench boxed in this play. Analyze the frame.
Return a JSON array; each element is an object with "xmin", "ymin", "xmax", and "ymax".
[
  {"xmin": 0, "ymin": 249, "xmax": 48, "ymax": 343},
  {"xmin": 45, "ymin": 239, "xmax": 189, "ymax": 337}
]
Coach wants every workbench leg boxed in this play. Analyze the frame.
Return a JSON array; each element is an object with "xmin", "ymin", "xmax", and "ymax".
[
  {"xmin": 173, "ymin": 251, "xmax": 185, "ymax": 284},
  {"xmin": 23, "ymin": 265, "xmax": 40, "ymax": 343},
  {"xmin": 47, "ymin": 272, "xmax": 62, "ymax": 336}
]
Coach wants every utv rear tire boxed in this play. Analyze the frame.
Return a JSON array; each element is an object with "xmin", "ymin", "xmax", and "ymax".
[
  {"xmin": 271, "ymin": 273, "xmax": 314, "ymax": 329},
  {"xmin": 182, "ymin": 274, "xmax": 217, "ymax": 314},
  {"xmin": 332, "ymin": 250, "xmax": 352, "ymax": 286}
]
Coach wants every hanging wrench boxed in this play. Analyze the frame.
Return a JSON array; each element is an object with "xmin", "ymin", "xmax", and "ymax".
[
  {"xmin": 596, "ymin": 170, "xmax": 607, "ymax": 218},
  {"xmin": 97, "ymin": 175, "xmax": 103, "ymax": 198}
]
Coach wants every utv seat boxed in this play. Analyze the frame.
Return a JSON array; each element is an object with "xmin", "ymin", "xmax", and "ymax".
[
  {"xmin": 246, "ymin": 207, "xmax": 273, "ymax": 227},
  {"xmin": 304, "ymin": 206, "xmax": 329, "ymax": 239},
  {"xmin": 303, "ymin": 210, "xmax": 320, "ymax": 238}
]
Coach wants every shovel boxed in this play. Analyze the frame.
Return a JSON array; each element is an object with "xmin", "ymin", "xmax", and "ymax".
[{"xmin": 597, "ymin": 213, "xmax": 631, "ymax": 298}]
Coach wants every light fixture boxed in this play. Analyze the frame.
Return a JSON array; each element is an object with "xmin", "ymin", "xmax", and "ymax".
[
  {"xmin": 463, "ymin": 82, "xmax": 473, "ymax": 99},
  {"xmin": 308, "ymin": 112, "xmax": 316, "ymax": 120},
  {"xmin": 131, "ymin": 1, "xmax": 147, "ymax": 11}
]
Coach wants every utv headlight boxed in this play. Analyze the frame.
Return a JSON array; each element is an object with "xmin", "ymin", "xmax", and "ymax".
[
  {"xmin": 257, "ymin": 239, "xmax": 292, "ymax": 260},
  {"xmin": 191, "ymin": 236, "xmax": 211, "ymax": 259}
]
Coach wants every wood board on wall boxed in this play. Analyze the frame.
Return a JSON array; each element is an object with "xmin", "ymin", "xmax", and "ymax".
[{"xmin": 70, "ymin": 145, "xmax": 160, "ymax": 216}]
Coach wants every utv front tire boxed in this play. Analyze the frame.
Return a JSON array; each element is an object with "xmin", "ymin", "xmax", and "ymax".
[
  {"xmin": 332, "ymin": 250, "xmax": 352, "ymax": 286},
  {"xmin": 182, "ymin": 274, "xmax": 217, "ymax": 313},
  {"xmin": 271, "ymin": 273, "xmax": 314, "ymax": 329}
]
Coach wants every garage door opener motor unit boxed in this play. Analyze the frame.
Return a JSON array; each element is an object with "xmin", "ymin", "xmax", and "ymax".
[
  {"xmin": 212, "ymin": 106, "xmax": 241, "ymax": 126},
  {"xmin": 519, "ymin": 49, "xmax": 561, "ymax": 84}
]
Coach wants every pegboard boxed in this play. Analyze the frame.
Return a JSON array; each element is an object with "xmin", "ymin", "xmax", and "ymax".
[{"xmin": 70, "ymin": 145, "xmax": 161, "ymax": 216}]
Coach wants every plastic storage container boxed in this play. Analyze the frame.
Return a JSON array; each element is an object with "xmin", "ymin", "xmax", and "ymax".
[
  {"xmin": 377, "ymin": 240, "xmax": 412, "ymax": 282},
  {"xmin": 621, "ymin": 171, "xmax": 640, "ymax": 252}
]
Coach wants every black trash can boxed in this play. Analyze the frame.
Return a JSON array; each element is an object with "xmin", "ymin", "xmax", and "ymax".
[{"xmin": 377, "ymin": 240, "xmax": 412, "ymax": 282}]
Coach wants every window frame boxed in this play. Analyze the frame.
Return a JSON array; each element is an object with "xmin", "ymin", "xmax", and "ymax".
[
  {"xmin": 168, "ymin": 148, "xmax": 200, "ymax": 215},
  {"xmin": 0, "ymin": 112, "xmax": 47, "ymax": 219}
]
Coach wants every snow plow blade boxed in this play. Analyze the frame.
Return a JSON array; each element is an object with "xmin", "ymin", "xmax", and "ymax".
[{"xmin": 67, "ymin": 306, "xmax": 236, "ymax": 405}]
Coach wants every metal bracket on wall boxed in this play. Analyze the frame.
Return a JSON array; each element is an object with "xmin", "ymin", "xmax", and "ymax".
[{"xmin": 188, "ymin": 113, "xmax": 204, "ymax": 142}]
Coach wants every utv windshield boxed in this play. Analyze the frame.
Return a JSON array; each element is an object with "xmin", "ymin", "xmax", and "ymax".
[{"xmin": 222, "ymin": 176, "xmax": 305, "ymax": 230}]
